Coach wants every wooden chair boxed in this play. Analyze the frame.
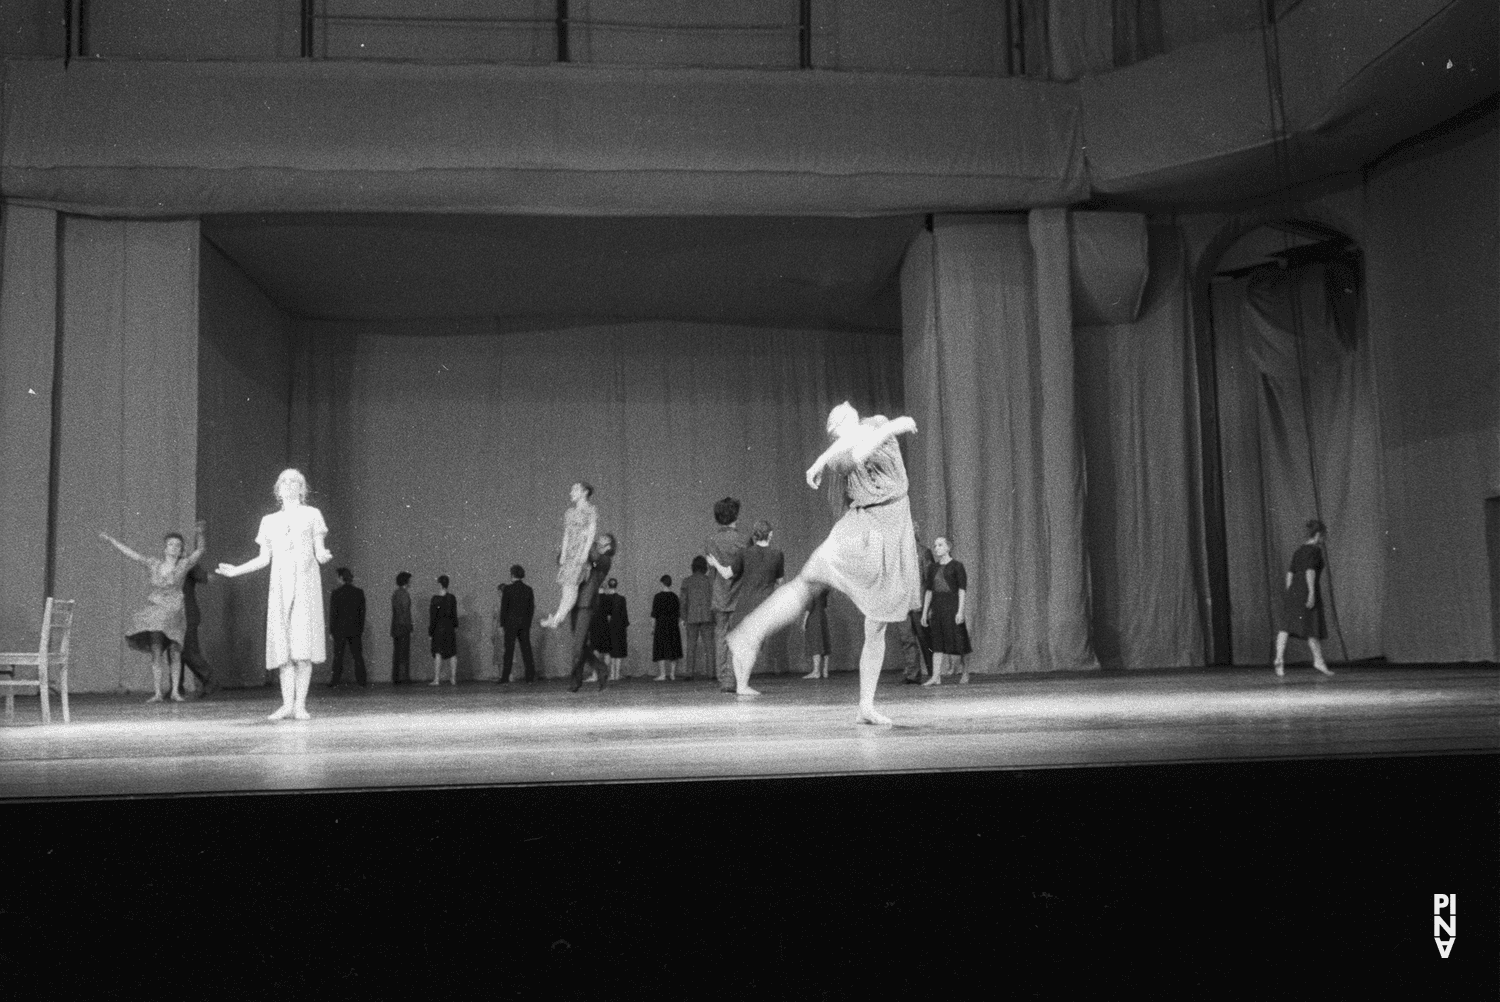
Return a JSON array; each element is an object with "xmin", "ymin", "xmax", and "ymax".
[{"xmin": 0, "ymin": 598, "xmax": 76, "ymax": 724}]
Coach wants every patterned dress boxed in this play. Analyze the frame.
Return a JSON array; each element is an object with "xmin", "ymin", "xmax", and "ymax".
[
  {"xmin": 800, "ymin": 417, "xmax": 922, "ymax": 623},
  {"xmin": 556, "ymin": 501, "xmax": 598, "ymax": 587},
  {"xmin": 126, "ymin": 557, "xmax": 196, "ymax": 652},
  {"xmin": 256, "ymin": 506, "xmax": 329, "ymax": 670}
]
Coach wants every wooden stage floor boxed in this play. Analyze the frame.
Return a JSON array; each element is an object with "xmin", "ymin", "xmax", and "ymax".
[{"xmin": 1, "ymin": 664, "xmax": 1495, "ymax": 799}]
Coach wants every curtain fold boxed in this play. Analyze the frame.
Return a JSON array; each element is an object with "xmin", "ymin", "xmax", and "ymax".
[
  {"xmin": 1213, "ymin": 262, "xmax": 1384, "ymax": 663},
  {"xmin": 902, "ymin": 214, "xmax": 1094, "ymax": 672},
  {"xmin": 1075, "ymin": 224, "xmax": 1206, "ymax": 668}
]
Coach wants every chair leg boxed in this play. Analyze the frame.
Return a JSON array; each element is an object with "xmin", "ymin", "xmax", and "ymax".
[
  {"xmin": 38, "ymin": 661, "xmax": 50, "ymax": 725},
  {"xmin": 4, "ymin": 693, "xmax": 12, "ymax": 720},
  {"xmin": 60, "ymin": 666, "xmax": 70, "ymax": 724}
]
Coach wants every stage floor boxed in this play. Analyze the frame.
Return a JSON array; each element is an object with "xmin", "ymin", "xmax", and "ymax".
[{"xmin": 2, "ymin": 664, "xmax": 1495, "ymax": 799}]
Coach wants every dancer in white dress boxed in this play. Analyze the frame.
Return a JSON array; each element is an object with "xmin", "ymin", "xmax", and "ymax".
[
  {"xmin": 216, "ymin": 469, "xmax": 333, "ymax": 721},
  {"xmin": 726, "ymin": 403, "xmax": 921, "ymax": 724}
]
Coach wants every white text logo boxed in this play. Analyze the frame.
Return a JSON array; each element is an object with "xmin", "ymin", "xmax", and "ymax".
[{"xmin": 1433, "ymin": 894, "xmax": 1456, "ymax": 958}]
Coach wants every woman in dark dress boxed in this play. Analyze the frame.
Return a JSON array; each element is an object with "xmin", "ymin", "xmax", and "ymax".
[
  {"xmin": 1274, "ymin": 519, "xmax": 1333, "ymax": 676},
  {"xmin": 429, "ymin": 574, "xmax": 459, "ymax": 685},
  {"xmin": 800, "ymin": 588, "xmax": 831, "ymax": 679},
  {"xmin": 652, "ymin": 575, "xmax": 683, "ymax": 681},
  {"xmin": 921, "ymin": 536, "xmax": 973, "ymax": 685},
  {"xmin": 606, "ymin": 579, "xmax": 629, "ymax": 681},
  {"xmin": 735, "ymin": 520, "xmax": 787, "ymax": 674}
]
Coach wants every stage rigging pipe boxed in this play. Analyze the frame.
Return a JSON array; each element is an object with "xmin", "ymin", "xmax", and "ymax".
[
  {"xmin": 300, "ymin": 0, "xmax": 314, "ymax": 58},
  {"xmin": 799, "ymin": 0, "xmax": 812, "ymax": 68},
  {"xmin": 556, "ymin": 0, "xmax": 570, "ymax": 62}
]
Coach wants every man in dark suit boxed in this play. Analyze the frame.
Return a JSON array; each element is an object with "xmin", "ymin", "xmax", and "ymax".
[
  {"xmin": 391, "ymin": 571, "xmax": 413, "ymax": 684},
  {"xmin": 497, "ymin": 565, "xmax": 536, "ymax": 683},
  {"xmin": 328, "ymin": 566, "xmax": 367, "ymax": 687},
  {"xmin": 900, "ymin": 522, "xmax": 936, "ymax": 683}
]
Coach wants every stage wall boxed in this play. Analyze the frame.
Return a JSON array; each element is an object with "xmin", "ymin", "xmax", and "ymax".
[
  {"xmin": 196, "ymin": 241, "xmax": 297, "ymax": 689},
  {"xmin": 232, "ymin": 319, "xmax": 906, "ymax": 683},
  {"xmin": 1364, "ymin": 108, "xmax": 1499, "ymax": 663}
]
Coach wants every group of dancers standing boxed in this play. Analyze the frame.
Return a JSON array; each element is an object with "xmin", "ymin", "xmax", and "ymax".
[{"xmin": 99, "ymin": 400, "xmax": 1335, "ymax": 724}]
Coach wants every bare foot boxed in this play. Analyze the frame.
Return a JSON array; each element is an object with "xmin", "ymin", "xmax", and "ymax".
[
  {"xmin": 293, "ymin": 708, "xmax": 311, "ymax": 720},
  {"xmin": 726, "ymin": 633, "xmax": 758, "ymax": 687},
  {"xmin": 267, "ymin": 705, "xmax": 293, "ymax": 721},
  {"xmin": 801, "ymin": 671, "xmax": 821, "ymax": 680},
  {"xmin": 170, "ymin": 690, "xmax": 186, "ymax": 702},
  {"xmin": 855, "ymin": 706, "xmax": 893, "ymax": 726},
  {"xmin": 921, "ymin": 675, "xmax": 941, "ymax": 687},
  {"xmin": 1274, "ymin": 662, "xmax": 1285, "ymax": 677},
  {"xmin": 959, "ymin": 673, "xmax": 970, "ymax": 685},
  {"xmin": 429, "ymin": 679, "xmax": 441, "ymax": 686},
  {"xmin": 735, "ymin": 685, "xmax": 761, "ymax": 696},
  {"xmin": 1315, "ymin": 664, "xmax": 1335, "ymax": 676},
  {"xmin": 146, "ymin": 693, "xmax": 164, "ymax": 703},
  {"xmin": 653, "ymin": 675, "xmax": 667, "ymax": 682}
]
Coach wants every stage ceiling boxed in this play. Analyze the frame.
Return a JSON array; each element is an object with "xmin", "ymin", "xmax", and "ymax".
[{"xmin": 202, "ymin": 213, "xmax": 923, "ymax": 333}]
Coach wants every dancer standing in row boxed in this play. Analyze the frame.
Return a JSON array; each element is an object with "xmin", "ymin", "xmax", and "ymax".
[
  {"xmin": 680, "ymin": 556, "xmax": 714, "ymax": 680},
  {"xmin": 1274, "ymin": 519, "xmax": 1334, "ymax": 676},
  {"xmin": 541, "ymin": 482, "xmax": 598, "ymax": 628},
  {"xmin": 217, "ymin": 469, "xmax": 332, "ymax": 721},
  {"xmin": 430, "ymin": 575, "xmax": 458, "ymax": 685},
  {"xmin": 496, "ymin": 565, "xmax": 536, "ymax": 683},
  {"xmin": 100, "ymin": 520, "xmax": 207, "ymax": 703},
  {"xmin": 727, "ymin": 403, "xmax": 921, "ymax": 724},
  {"xmin": 704, "ymin": 498, "xmax": 746, "ymax": 693},
  {"xmin": 735, "ymin": 520, "xmax": 786, "ymax": 674},
  {"xmin": 800, "ymin": 588, "xmax": 831, "ymax": 679},
  {"xmin": 921, "ymin": 536, "xmax": 972, "ymax": 685},
  {"xmin": 327, "ymin": 567, "xmax": 367, "ymax": 688},
  {"xmin": 651, "ymin": 575, "xmax": 683, "ymax": 682},
  {"xmin": 391, "ymin": 571, "xmax": 413, "ymax": 684}
]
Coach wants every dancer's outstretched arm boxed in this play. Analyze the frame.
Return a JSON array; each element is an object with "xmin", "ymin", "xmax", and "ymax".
[
  {"xmin": 217, "ymin": 542, "xmax": 271, "ymax": 578},
  {"xmin": 99, "ymin": 532, "xmax": 148, "ymax": 564},
  {"xmin": 850, "ymin": 416, "xmax": 917, "ymax": 463},
  {"xmin": 184, "ymin": 521, "xmax": 207, "ymax": 569}
]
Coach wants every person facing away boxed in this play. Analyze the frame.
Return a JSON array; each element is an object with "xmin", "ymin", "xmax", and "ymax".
[
  {"xmin": 679, "ymin": 555, "xmax": 715, "ymax": 680},
  {"xmin": 735, "ymin": 518, "xmax": 786, "ymax": 673},
  {"xmin": 497, "ymin": 564, "xmax": 537, "ymax": 683},
  {"xmin": 703, "ymin": 496, "xmax": 746, "ymax": 693},
  {"xmin": 652, "ymin": 574, "xmax": 684, "ymax": 681},
  {"xmin": 328, "ymin": 566, "xmax": 367, "ymax": 687},
  {"xmin": 391, "ymin": 571, "xmax": 414, "ymax": 684}
]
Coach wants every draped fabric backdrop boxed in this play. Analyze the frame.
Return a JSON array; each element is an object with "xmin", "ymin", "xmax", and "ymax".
[
  {"xmin": 1074, "ymin": 224, "xmax": 1208, "ymax": 668},
  {"xmin": 49, "ymin": 218, "xmax": 201, "ymax": 693},
  {"xmin": 1211, "ymin": 262, "xmax": 1385, "ymax": 663},
  {"xmin": 901, "ymin": 213, "xmax": 1096, "ymax": 673},
  {"xmin": 255, "ymin": 319, "xmax": 903, "ymax": 682}
]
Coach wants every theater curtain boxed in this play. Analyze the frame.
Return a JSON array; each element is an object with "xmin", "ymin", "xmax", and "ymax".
[
  {"xmin": 901, "ymin": 214, "xmax": 1096, "ymax": 673},
  {"xmin": 274, "ymin": 319, "xmax": 903, "ymax": 682},
  {"xmin": 0, "ymin": 204, "xmax": 57, "ymax": 648},
  {"xmin": 49, "ymin": 217, "xmax": 200, "ymax": 692},
  {"xmin": 1211, "ymin": 263, "xmax": 1384, "ymax": 663},
  {"xmin": 1074, "ymin": 224, "xmax": 1208, "ymax": 669}
]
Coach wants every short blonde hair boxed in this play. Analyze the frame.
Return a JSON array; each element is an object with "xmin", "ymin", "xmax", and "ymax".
[
  {"xmin": 826, "ymin": 401, "xmax": 858, "ymax": 435},
  {"xmin": 274, "ymin": 468, "xmax": 309, "ymax": 503}
]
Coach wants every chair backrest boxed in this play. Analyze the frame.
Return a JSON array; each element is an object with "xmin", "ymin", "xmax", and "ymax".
[{"xmin": 42, "ymin": 598, "xmax": 75, "ymax": 660}]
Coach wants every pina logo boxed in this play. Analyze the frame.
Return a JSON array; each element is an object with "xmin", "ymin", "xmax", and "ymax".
[{"xmin": 1433, "ymin": 894, "xmax": 1456, "ymax": 958}]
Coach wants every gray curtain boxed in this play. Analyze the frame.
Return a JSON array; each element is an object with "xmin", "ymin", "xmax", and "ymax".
[
  {"xmin": 1211, "ymin": 261, "xmax": 1384, "ymax": 663},
  {"xmin": 901, "ymin": 214, "xmax": 1095, "ymax": 673}
]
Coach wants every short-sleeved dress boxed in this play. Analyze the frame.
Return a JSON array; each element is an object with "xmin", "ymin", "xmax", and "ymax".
[
  {"xmin": 557, "ymin": 501, "xmax": 598, "ymax": 587},
  {"xmin": 800, "ymin": 418, "xmax": 922, "ymax": 623},
  {"xmin": 734, "ymin": 544, "xmax": 785, "ymax": 628},
  {"xmin": 126, "ymin": 557, "xmax": 196, "ymax": 653},
  {"xmin": 803, "ymin": 589, "xmax": 831, "ymax": 657},
  {"xmin": 652, "ymin": 590, "xmax": 683, "ymax": 661},
  {"xmin": 256, "ymin": 506, "xmax": 329, "ymax": 670},
  {"xmin": 926, "ymin": 560, "xmax": 973, "ymax": 656},
  {"xmin": 1281, "ymin": 543, "xmax": 1326, "ymax": 639},
  {"xmin": 429, "ymin": 592, "xmax": 458, "ymax": 657}
]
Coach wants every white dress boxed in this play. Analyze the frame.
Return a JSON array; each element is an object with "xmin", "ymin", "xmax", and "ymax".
[{"xmin": 256, "ymin": 506, "xmax": 329, "ymax": 670}]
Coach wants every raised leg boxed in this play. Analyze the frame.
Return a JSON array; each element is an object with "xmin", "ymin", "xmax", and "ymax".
[{"xmin": 726, "ymin": 578, "xmax": 816, "ymax": 695}]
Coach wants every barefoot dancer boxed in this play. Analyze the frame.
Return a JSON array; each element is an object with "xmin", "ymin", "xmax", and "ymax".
[
  {"xmin": 216, "ymin": 469, "xmax": 333, "ymax": 721},
  {"xmin": 1273, "ymin": 519, "xmax": 1334, "ymax": 677},
  {"xmin": 541, "ymin": 482, "xmax": 598, "ymax": 629},
  {"xmin": 100, "ymin": 521, "xmax": 206, "ymax": 703},
  {"xmin": 726, "ymin": 403, "xmax": 921, "ymax": 724}
]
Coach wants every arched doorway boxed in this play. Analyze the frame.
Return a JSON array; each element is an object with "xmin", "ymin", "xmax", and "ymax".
[{"xmin": 1201, "ymin": 220, "xmax": 1384, "ymax": 666}]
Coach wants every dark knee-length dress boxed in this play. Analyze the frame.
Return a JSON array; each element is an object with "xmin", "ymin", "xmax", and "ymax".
[
  {"xmin": 803, "ymin": 589, "xmax": 831, "ymax": 657},
  {"xmin": 1280, "ymin": 543, "xmax": 1326, "ymax": 639},
  {"xmin": 926, "ymin": 560, "xmax": 972, "ymax": 656},
  {"xmin": 429, "ymin": 592, "xmax": 458, "ymax": 657},
  {"xmin": 607, "ymin": 594, "xmax": 629, "ymax": 659},
  {"xmin": 651, "ymin": 590, "xmax": 683, "ymax": 661}
]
